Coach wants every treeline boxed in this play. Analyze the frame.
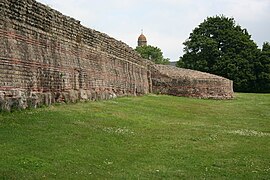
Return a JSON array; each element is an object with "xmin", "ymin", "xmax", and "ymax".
[
  {"xmin": 177, "ymin": 15, "xmax": 270, "ymax": 93},
  {"xmin": 135, "ymin": 45, "xmax": 170, "ymax": 65}
]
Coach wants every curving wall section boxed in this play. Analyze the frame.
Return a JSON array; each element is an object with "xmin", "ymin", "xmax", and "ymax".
[
  {"xmin": 0, "ymin": 0, "xmax": 234, "ymax": 111},
  {"xmin": 151, "ymin": 65, "xmax": 234, "ymax": 99},
  {"xmin": 0, "ymin": 0, "xmax": 151, "ymax": 111}
]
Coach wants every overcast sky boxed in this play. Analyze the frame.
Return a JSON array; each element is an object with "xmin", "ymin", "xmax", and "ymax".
[{"xmin": 37, "ymin": 0, "xmax": 270, "ymax": 61}]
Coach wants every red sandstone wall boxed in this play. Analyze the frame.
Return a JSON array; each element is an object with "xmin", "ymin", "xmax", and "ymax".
[
  {"xmin": 151, "ymin": 65, "xmax": 234, "ymax": 99},
  {"xmin": 0, "ymin": 0, "xmax": 150, "ymax": 111}
]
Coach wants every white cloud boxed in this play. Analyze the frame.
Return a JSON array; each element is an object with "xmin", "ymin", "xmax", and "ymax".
[{"xmin": 222, "ymin": 0, "xmax": 270, "ymax": 20}]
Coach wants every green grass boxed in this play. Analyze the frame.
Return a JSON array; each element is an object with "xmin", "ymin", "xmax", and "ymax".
[{"xmin": 0, "ymin": 93, "xmax": 269, "ymax": 179}]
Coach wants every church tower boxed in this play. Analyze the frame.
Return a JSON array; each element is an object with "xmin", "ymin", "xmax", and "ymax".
[{"xmin": 137, "ymin": 31, "xmax": 147, "ymax": 47}]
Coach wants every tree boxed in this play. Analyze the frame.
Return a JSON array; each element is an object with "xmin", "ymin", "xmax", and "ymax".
[
  {"xmin": 177, "ymin": 15, "xmax": 260, "ymax": 92},
  {"xmin": 135, "ymin": 45, "xmax": 170, "ymax": 65},
  {"xmin": 253, "ymin": 42, "xmax": 270, "ymax": 92}
]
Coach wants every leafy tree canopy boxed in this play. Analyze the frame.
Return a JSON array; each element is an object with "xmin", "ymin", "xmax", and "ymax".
[
  {"xmin": 177, "ymin": 15, "xmax": 261, "ymax": 92},
  {"xmin": 253, "ymin": 42, "xmax": 270, "ymax": 92},
  {"xmin": 135, "ymin": 45, "xmax": 170, "ymax": 65}
]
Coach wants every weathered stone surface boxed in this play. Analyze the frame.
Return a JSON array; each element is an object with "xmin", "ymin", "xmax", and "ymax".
[
  {"xmin": 0, "ymin": 0, "xmax": 150, "ymax": 111},
  {"xmin": 0, "ymin": 0, "xmax": 234, "ymax": 111},
  {"xmin": 151, "ymin": 65, "xmax": 234, "ymax": 99}
]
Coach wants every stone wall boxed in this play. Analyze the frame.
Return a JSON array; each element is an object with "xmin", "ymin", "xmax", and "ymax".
[
  {"xmin": 0, "ymin": 0, "xmax": 234, "ymax": 111},
  {"xmin": 0, "ymin": 0, "xmax": 151, "ymax": 111},
  {"xmin": 151, "ymin": 65, "xmax": 234, "ymax": 99}
]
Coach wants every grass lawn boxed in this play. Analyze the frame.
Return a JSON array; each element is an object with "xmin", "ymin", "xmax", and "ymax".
[{"xmin": 0, "ymin": 93, "xmax": 269, "ymax": 179}]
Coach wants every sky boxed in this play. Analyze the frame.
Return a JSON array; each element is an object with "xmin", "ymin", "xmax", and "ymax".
[{"xmin": 37, "ymin": 0, "xmax": 270, "ymax": 61}]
